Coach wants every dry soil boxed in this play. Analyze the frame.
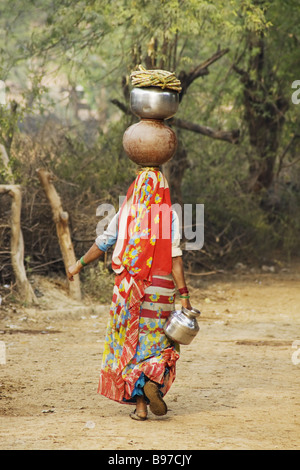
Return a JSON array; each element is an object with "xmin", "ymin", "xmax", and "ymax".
[{"xmin": 0, "ymin": 265, "xmax": 299, "ymax": 450}]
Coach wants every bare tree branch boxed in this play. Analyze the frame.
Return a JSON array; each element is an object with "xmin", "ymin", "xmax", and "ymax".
[
  {"xmin": 110, "ymin": 101, "xmax": 239, "ymax": 144},
  {"xmin": 36, "ymin": 168, "xmax": 82, "ymax": 301},
  {"xmin": 169, "ymin": 117, "xmax": 240, "ymax": 144},
  {"xmin": 276, "ymin": 134, "xmax": 300, "ymax": 175},
  {"xmin": 179, "ymin": 48, "xmax": 230, "ymax": 99},
  {"xmin": 110, "ymin": 99, "xmax": 131, "ymax": 115}
]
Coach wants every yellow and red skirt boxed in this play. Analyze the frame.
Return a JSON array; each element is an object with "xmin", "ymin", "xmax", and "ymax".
[{"xmin": 98, "ymin": 274, "xmax": 179, "ymax": 404}]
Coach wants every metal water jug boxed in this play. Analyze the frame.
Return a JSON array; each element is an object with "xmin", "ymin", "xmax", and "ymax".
[
  {"xmin": 130, "ymin": 86, "xmax": 179, "ymax": 120},
  {"xmin": 163, "ymin": 307, "xmax": 201, "ymax": 345}
]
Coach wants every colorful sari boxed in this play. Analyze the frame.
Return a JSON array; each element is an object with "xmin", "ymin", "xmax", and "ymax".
[{"xmin": 98, "ymin": 169, "xmax": 179, "ymax": 404}]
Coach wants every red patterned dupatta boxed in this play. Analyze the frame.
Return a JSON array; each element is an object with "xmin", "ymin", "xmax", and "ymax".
[
  {"xmin": 98, "ymin": 169, "xmax": 174, "ymax": 402},
  {"xmin": 113, "ymin": 168, "xmax": 172, "ymax": 283}
]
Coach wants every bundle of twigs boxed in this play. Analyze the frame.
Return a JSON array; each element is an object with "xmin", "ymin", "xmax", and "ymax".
[{"xmin": 130, "ymin": 65, "xmax": 182, "ymax": 92}]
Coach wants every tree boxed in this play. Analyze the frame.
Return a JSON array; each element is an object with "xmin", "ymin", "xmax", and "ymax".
[
  {"xmin": 26, "ymin": 0, "xmax": 256, "ymax": 203},
  {"xmin": 233, "ymin": 0, "xmax": 300, "ymax": 192},
  {"xmin": 2, "ymin": 0, "xmax": 299, "ymax": 272}
]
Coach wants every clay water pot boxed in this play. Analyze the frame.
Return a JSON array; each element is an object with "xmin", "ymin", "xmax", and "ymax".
[{"xmin": 122, "ymin": 119, "xmax": 177, "ymax": 166}]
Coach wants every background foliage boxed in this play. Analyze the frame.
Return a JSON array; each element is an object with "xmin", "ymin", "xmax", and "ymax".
[{"xmin": 1, "ymin": 0, "xmax": 300, "ymax": 292}]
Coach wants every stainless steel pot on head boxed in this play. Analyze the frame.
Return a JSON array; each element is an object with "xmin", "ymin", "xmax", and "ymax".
[
  {"xmin": 163, "ymin": 307, "xmax": 201, "ymax": 345},
  {"xmin": 130, "ymin": 86, "xmax": 179, "ymax": 120}
]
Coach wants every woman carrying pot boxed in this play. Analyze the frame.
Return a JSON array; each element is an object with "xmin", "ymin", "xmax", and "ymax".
[{"xmin": 68, "ymin": 168, "xmax": 193, "ymax": 421}]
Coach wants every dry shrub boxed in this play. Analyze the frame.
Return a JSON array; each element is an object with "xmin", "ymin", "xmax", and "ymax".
[
  {"xmin": 0, "ymin": 118, "xmax": 134, "ymax": 292},
  {"xmin": 81, "ymin": 260, "xmax": 115, "ymax": 304}
]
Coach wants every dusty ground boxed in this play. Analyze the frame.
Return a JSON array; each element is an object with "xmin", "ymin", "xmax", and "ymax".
[{"xmin": 0, "ymin": 264, "xmax": 299, "ymax": 450}]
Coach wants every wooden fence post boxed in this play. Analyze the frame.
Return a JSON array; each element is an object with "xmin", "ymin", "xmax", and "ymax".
[
  {"xmin": 0, "ymin": 185, "xmax": 37, "ymax": 304},
  {"xmin": 36, "ymin": 168, "xmax": 82, "ymax": 301}
]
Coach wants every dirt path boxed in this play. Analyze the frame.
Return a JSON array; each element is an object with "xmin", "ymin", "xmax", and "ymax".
[{"xmin": 0, "ymin": 266, "xmax": 299, "ymax": 450}]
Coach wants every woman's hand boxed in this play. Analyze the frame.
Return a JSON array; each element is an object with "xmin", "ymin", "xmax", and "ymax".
[
  {"xmin": 67, "ymin": 260, "xmax": 82, "ymax": 281},
  {"xmin": 67, "ymin": 244, "xmax": 104, "ymax": 281},
  {"xmin": 180, "ymin": 296, "xmax": 192, "ymax": 310}
]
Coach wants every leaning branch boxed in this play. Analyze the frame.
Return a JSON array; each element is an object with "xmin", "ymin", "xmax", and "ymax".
[
  {"xmin": 111, "ymin": 101, "xmax": 239, "ymax": 144},
  {"xmin": 110, "ymin": 99, "xmax": 131, "ymax": 115},
  {"xmin": 169, "ymin": 117, "xmax": 240, "ymax": 144},
  {"xmin": 179, "ymin": 48, "xmax": 230, "ymax": 99},
  {"xmin": 36, "ymin": 168, "xmax": 82, "ymax": 301}
]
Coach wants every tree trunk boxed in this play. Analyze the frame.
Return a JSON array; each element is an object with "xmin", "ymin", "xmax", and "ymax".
[
  {"xmin": 0, "ymin": 185, "xmax": 37, "ymax": 304},
  {"xmin": 36, "ymin": 168, "xmax": 82, "ymax": 301},
  {"xmin": 0, "ymin": 144, "xmax": 14, "ymax": 183},
  {"xmin": 234, "ymin": 33, "xmax": 289, "ymax": 192}
]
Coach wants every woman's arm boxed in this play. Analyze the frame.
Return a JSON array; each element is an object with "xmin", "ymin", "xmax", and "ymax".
[
  {"xmin": 172, "ymin": 256, "xmax": 192, "ymax": 310},
  {"xmin": 67, "ymin": 243, "xmax": 104, "ymax": 281},
  {"xmin": 68, "ymin": 211, "xmax": 119, "ymax": 281}
]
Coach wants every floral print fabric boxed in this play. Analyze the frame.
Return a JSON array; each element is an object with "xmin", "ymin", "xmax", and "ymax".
[
  {"xmin": 97, "ymin": 169, "xmax": 179, "ymax": 404},
  {"xmin": 98, "ymin": 274, "xmax": 179, "ymax": 403}
]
